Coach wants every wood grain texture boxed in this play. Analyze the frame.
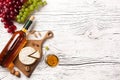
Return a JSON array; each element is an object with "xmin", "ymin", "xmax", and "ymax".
[{"xmin": 0, "ymin": 0, "xmax": 120, "ymax": 80}]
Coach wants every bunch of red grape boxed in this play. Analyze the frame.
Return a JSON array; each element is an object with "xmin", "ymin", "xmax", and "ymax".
[
  {"xmin": 0, "ymin": 0, "xmax": 27, "ymax": 33},
  {"xmin": 0, "ymin": 0, "xmax": 46, "ymax": 34}
]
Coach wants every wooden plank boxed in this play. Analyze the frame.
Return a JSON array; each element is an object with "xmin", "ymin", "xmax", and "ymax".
[{"xmin": 0, "ymin": 0, "xmax": 120, "ymax": 80}]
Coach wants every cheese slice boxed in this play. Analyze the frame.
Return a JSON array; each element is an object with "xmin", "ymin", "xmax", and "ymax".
[
  {"xmin": 30, "ymin": 51, "xmax": 40, "ymax": 58},
  {"xmin": 19, "ymin": 47, "xmax": 41, "ymax": 65}
]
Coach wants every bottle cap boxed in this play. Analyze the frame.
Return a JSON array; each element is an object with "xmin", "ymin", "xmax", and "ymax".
[
  {"xmin": 45, "ymin": 54, "xmax": 59, "ymax": 67},
  {"xmin": 29, "ymin": 16, "xmax": 35, "ymax": 21}
]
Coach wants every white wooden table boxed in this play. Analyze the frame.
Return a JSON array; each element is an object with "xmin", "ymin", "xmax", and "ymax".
[{"xmin": 0, "ymin": 0, "xmax": 120, "ymax": 80}]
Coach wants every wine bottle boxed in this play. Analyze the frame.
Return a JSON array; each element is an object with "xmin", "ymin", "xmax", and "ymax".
[{"xmin": 0, "ymin": 16, "xmax": 35, "ymax": 70}]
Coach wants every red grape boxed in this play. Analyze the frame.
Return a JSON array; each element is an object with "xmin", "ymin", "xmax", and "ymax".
[{"xmin": 4, "ymin": 24, "xmax": 9, "ymax": 28}]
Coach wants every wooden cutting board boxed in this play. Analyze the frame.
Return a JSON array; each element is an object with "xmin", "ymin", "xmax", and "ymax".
[{"xmin": 14, "ymin": 31, "xmax": 53, "ymax": 77}]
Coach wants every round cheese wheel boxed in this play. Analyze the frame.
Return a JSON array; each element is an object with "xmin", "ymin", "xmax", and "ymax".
[{"xmin": 19, "ymin": 47, "xmax": 40, "ymax": 65}]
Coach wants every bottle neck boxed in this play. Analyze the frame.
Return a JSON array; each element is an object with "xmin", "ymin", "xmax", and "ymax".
[{"xmin": 21, "ymin": 20, "xmax": 33, "ymax": 33}]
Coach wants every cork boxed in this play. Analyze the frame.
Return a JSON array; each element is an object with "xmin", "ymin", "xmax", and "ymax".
[{"xmin": 29, "ymin": 16, "xmax": 35, "ymax": 21}]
